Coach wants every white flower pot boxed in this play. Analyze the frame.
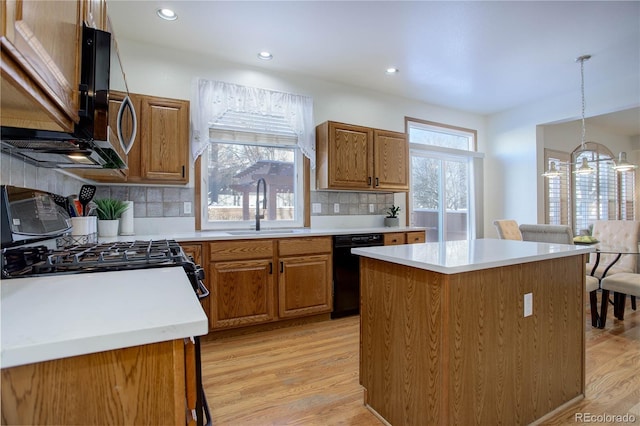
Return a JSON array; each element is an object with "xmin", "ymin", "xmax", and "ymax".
[
  {"xmin": 384, "ymin": 217, "xmax": 399, "ymax": 227},
  {"xmin": 98, "ymin": 219, "xmax": 119, "ymax": 237}
]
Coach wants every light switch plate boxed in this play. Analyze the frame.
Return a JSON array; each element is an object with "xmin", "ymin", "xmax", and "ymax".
[
  {"xmin": 524, "ymin": 293, "xmax": 533, "ymax": 317},
  {"xmin": 312, "ymin": 203, "xmax": 321, "ymax": 213},
  {"xmin": 369, "ymin": 203, "xmax": 375, "ymax": 213},
  {"xmin": 334, "ymin": 203, "xmax": 340, "ymax": 213},
  {"xmin": 183, "ymin": 201, "xmax": 192, "ymax": 214}
]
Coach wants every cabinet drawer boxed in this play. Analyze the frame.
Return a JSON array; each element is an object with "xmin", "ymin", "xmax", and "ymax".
[
  {"xmin": 278, "ymin": 237, "xmax": 332, "ymax": 256},
  {"xmin": 384, "ymin": 233, "xmax": 406, "ymax": 245},
  {"xmin": 406, "ymin": 231, "xmax": 426, "ymax": 244},
  {"xmin": 209, "ymin": 240, "xmax": 274, "ymax": 261}
]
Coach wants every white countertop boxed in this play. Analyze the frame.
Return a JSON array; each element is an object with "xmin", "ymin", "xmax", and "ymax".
[
  {"xmin": 352, "ymin": 238, "xmax": 595, "ymax": 274},
  {"xmin": 1, "ymin": 268, "xmax": 208, "ymax": 369},
  {"xmin": 99, "ymin": 226, "xmax": 425, "ymax": 243}
]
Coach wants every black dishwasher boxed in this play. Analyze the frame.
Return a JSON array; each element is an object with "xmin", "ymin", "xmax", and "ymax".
[{"xmin": 332, "ymin": 233, "xmax": 384, "ymax": 318}]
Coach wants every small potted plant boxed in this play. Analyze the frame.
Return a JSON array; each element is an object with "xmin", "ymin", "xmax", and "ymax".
[
  {"xmin": 384, "ymin": 205, "xmax": 401, "ymax": 227},
  {"xmin": 94, "ymin": 198, "xmax": 128, "ymax": 237}
]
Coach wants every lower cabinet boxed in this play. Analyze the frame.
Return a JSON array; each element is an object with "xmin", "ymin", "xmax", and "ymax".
[
  {"xmin": 207, "ymin": 237, "xmax": 332, "ymax": 331},
  {"xmin": 209, "ymin": 258, "xmax": 276, "ymax": 329},
  {"xmin": 1, "ymin": 339, "xmax": 194, "ymax": 425},
  {"xmin": 384, "ymin": 230, "xmax": 426, "ymax": 245}
]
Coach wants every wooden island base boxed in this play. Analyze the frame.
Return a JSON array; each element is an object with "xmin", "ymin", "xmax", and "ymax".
[{"xmin": 359, "ymin": 255, "xmax": 585, "ymax": 425}]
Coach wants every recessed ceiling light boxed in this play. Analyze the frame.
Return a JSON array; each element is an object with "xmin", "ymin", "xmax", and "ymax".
[
  {"xmin": 386, "ymin": 68, "xmax": 399, "ymax": 74},
  {"xmin": 258, "ymin": 51, "xmax": 273, "ymax": 61},
  {"xmin": 156, "ymin": 8, "xmax": 177, "ymax": 21}
]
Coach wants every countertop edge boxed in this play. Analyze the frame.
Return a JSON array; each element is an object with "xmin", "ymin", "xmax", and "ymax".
[{"xmin": 352, "ymin": 239, "xmax": 595, "ymax": 274}]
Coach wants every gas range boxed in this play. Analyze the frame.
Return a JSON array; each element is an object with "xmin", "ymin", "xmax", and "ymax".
[{"xmin": 1, "ymin": 239, "xmax": 208, "ymax": 298}]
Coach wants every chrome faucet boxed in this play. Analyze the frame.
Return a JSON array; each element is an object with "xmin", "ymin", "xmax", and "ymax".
[{"xmin": 255, "ymin": 178, "xmax": 267, "ymax": 231}]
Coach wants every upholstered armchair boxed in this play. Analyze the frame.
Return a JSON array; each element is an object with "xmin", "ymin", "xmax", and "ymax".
[
  {"xmin": 586, "ymin": 220, "xmax": 640, "ymax": 279},
  {"xmin": 519, "ymin": 224, "xmax": 573, "ymax": 244},
  {"xmin": 493, "ymin": 220, "xmax": 522, "ymax": 240}
]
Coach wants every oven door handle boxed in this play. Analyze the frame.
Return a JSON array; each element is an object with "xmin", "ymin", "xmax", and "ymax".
[{"xmin": 196, "ymin": 279, "xmax": 209, "ymax": 300}]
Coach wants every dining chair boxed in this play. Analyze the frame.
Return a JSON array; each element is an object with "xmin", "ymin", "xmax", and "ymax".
[
  {"xmin": 599, "ymin": 272, "xmax": 640, "ymax": 327},
  {"xmin": 493, "ymin": 220, "xmax": 522, "ymax": 240},
  {"xmin": 519, "ymin": 223, "xmax": 600, "ymax": 327},
  {"xmin": 586, "ymin": 220, "xmax": 640, "ymax": 279}
]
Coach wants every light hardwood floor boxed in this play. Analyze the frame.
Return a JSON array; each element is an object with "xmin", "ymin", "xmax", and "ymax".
[{"xmin": 201, "ymin": 297, "xmax": 640, "ymax": 426}]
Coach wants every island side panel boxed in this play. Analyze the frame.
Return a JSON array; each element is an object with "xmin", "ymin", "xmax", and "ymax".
[
  {"xmin": 447, "ymin": 256, "xmax": 585, "ymax": 425},
  {"xmin": 1, "ymin": 340, "xmax": 186, "ymax": 425},
  {"xmin": 360, "ymin": 257, "xmax": 446, "ymax": 425}
]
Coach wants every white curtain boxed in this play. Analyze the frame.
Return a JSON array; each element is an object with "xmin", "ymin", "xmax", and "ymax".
[{"xmin": 191, "ymin": 79, "xmax": 315, "ymax": 167}]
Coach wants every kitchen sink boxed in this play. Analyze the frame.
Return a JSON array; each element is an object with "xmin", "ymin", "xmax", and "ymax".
[{"xmin": 225, "ymin": 229, "xmax": 300, "ymax": 236}]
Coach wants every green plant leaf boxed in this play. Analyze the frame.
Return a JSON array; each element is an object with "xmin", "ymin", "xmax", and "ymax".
[{"xmin": 94, "ymin": 198, "xmax": 129, "ymax": 220}]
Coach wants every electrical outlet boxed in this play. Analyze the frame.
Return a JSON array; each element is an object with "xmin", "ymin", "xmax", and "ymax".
[
  {"xmin": 369, "ymin": 203, "xmax": 375, "ymax": 213},
  {"xmin": 524, "ymin": 293, "xmax": 533, "ymax": 317},
  {"xmin": 183, "ymin": 201, "xmax": 192, "ymax": 214},
  {"xmin": 334, "ymin": 203, "xmax": 340, "ymax": 213},
  {"xmin": 312, "ymin": 203, "xmax": 321, "ymax": 213}
]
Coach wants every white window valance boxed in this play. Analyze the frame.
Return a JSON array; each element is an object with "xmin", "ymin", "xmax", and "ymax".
[{"xmin": 191, "ymin": 79, "xmax": 315, "ymax": 167}]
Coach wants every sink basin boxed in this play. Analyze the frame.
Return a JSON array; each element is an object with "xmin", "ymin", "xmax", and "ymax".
[{"xmin": 225, "ymin": 229, "xmax": 299, "ymax": 236}]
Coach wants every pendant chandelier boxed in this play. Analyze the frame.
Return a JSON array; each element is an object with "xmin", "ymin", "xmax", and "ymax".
[{"xmin": 543, "ymin": 55, "xmax": 637, "ymax": 178}]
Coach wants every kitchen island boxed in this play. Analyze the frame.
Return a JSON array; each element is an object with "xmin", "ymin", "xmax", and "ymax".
[
  {"xmin": 1, "ymin": 268, "xmax": 207, "ymax": 424},
  {"xmin": 352, "ymin": 239, "xmax": 594, "ymax": 426}
]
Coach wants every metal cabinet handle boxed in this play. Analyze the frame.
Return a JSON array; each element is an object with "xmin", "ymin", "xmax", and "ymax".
[
  {"xmin": 269, "ymin": 262, "xmax": 273, "ymax": 274},
  {"xmin": 368, "ymin": 177, "xmax": 372, "ymax": 185},
  {"xmin": 280, "ymin": 261, "xmax": 284, "ymax": 273},
  {"xmin": 375, "ymin": 177, "xmax": 379, "ymax": 187}
]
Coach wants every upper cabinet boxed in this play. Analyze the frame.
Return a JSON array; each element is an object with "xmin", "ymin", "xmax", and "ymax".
[
  {"xmin": 1, "ymin": 0, "xmax": 83, "ymax": 132},
  {"xmin": 316, "ymin": 121, "xmax": 409, "ymax": 192},
  {"xmin": 135, "ymin": 95, "xmax": 189, "ymax": 184}
]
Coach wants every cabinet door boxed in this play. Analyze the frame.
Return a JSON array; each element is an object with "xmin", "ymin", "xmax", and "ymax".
[
  {"xmin": 384, "ymin": 233, "xmax": 406, "ymax": 245},
  {"xmin": 1, "ymin": 0, "xmax": 81, "ymax": 132},
  {"xmin": 278, "ymin": 254, "xmax": 332, "ymax": 318},
  {"xmin": 138, "ymin": 96, "xmax": 189, "ymax": 183},
  {"xmin": 406, "ymin": 231, "xmax": 426, "ymax": 244},
  {"xmin": 326, "ymin": 122, "xmax": 374, "ymax": 189},
  {"xmin": 209, "ymin": 259, "xmax": 275, "ymax": 329},
  {"xmin": 374, "ymin": 130, "xmax": 409, "ymax": 191}
]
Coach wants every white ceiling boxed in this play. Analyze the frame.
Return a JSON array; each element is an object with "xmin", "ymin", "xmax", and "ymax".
[{"xmin": 107, "ymin": 0, "xmax": 640, "ymax": 135}]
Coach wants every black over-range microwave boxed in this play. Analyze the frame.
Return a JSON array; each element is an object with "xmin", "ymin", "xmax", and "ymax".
[{"xmin": 0, "ymin": 25, "xmax": 135, "ymax": 169}]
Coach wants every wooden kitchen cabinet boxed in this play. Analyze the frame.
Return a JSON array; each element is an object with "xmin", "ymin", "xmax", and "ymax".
[
  {"xmin": 207, "ymin": 236, "xmax": 333, "ymax": 331},
  {"xmin": 136, "ymin": 94, "xmax": 189, "ymax": 184},
  {"xmin": 278, "ymin": 237, "xmax": 332, "ymax": 318},
  {"xmin": 1, "ymin": 339, "xmax": 193, "ymax": 425},
  {"xmin": 406, "ymin": 230, "xmax": 426, "ymax": 244},
  {"xmin": 384, "ymin": 232, "xmax": 406, "ymax": 245},
  {"xmin": 208, "ymin": 240, "xmax": 276, "ymax": 329},
  {"xmin": 1, "ymin": 0, "xmax": 82, "ymax": 132},
  {"xmin": 384, "ymin": 230, "xmax": 426, "ymax": 245},
  {"xmin": 316, "ymin": 121, "xmax": 409, "ymax": 191}
]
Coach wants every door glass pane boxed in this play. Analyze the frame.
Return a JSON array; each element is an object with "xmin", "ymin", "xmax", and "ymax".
[
  {"xmin": 411, "ymin": 156, "xmax": 441, "ymax": 242},
  {"xmin": 444, "ymin": 159, "xmax": 468, "ymax": 241}
]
